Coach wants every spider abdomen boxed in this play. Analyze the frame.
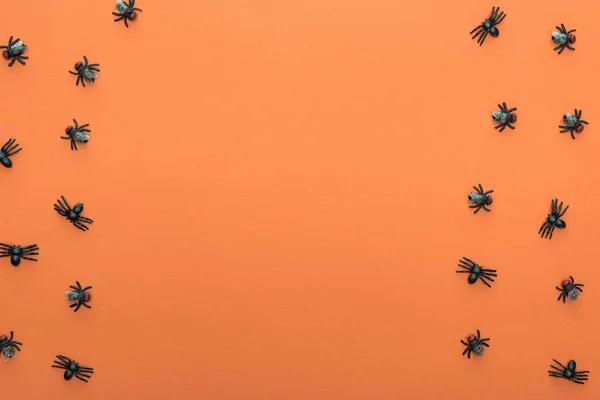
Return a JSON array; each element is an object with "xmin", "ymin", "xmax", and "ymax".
[
  {"xmin": 568, "ymin": 289, "xmax": 579, "ymax": 301},
  {"xmin": 552, "ymin": 32, "xmax": 568, "ymax": 45},
  {"xmin": 10, "ymin": 254, "xmax": 20, "ymax": 267},
  {"xmin": 555, "ymin": 219, "xmax": 566, "ymax": 229},
  {"xmin": 468, "ymin": 273, "xmax": 479, "ymax": 284},
  {"xmin": 0, "ymin": 156, "xmax": 12, "ymax": 168},
  {"xmin": 489, "ymin": 26, "xmax": 499, "ymax": 37},
  {"xmin": 73, "ymin": 131, "xmax": 90, "ymax": 143}
]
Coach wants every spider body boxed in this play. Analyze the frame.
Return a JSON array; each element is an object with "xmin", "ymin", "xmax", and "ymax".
[
  {"xmin": 468, "ymin": 184, "xmax": 493, "ymax": 214},
  {"xmin": 54, "ymin": 196, "xmax": 94, "ymax": 232},
  {"xmin": 539, "ymin": 198, "xmax": 568, "ymax": 239},
  {"xmin": 549, "ymin": 359, "xmax": 589, "ymax": 384},
  {"xmin": 492, "ymin": 102, "xmax": 517, "ymax": 132},
  {"xmin": 52, "ymin": 355, "xmax": 94, "ymax": 382},
  {"xmin": 0, "ymin": 36, "xmax": 28, "ymax": 67},
  {"xmin": 456, "ymin": 257, "xmax": 497, "ymax": 288},
  {"xmin": 65, "ymin": 281, "xmax": 92, "ymax": 312},
  {"xmin": 460, "ymin": 330, "xmax": 490, "ymax": 359},
  {"xmin": 559, "ymin": 109, "xmax": 588, "ymax": 139},
  {"xmin": 0, "ymin": 243, "xmax": 39, "ymax": 267},
  {"xmin": 556, "ymin": 276, "xmax": 583, "ymax": 303},
  {"xmin": 69, "ymin": 56, "xmax": 100, "ymax": 87},
  {"xmin": 113, "ymin": 0, "xmax": 143, "ymax": 27},
  {"xmin": 470, "ymin": 7, "xmax": 506, "ymax": 46},
  {"xmin": 0, "ymin": 331, "xmax": 22, "ymax": 362},
  {"xmin": 61, "ymin": 119, "xmax": 91, "ymax": 151},
  {"xmin": 0, "ymin": 138, "xmax": 22, "ymax": 168},
  {"xmin": 552, "ymin": 24, "xmax": 576, "ymax": 54}
]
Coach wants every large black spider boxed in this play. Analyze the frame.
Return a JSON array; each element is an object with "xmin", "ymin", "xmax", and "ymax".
[
  {"xmin": 559, "ymin": 109, "xmax": 588, "ymax": 140},
  {"xmin": 470, "ymin": 6, "xmax": 506, "ymax": 46},
  {"xmin": 113, "ymin": 0, "xmax": 143, "ymax": 27},
  {"xmin": 66, "ymin": 281, "xmax": 92, "ymax": 312},
  {"xmin": 69, "ymin": 56, "xmax": 100, "ymax": 87},
  {"xmin": 52, "ymin": 355, "xmax": 94, "ymax": 382},
  {"xmin": 556, "ymin": 276, "xmax": 583, "ymax": 304},
  {"xmin": 552, "ymin": 24, "xmax": 576, "ymax": 54},
  {"xmin": 0, "ymin": 331, "xmax": 22, "ymax": 362},
  {"xmin": 460, "ymin": 330, "xmax": 490, "ymax": 359},
  {"xmin": 468, "ymin": 183, "xmax": 493, "ymax": 214},
  {"xmin": 0, "ymin": 243, "xmax": 39, "ymax": 267},
  {"xmin": 492, "ymin": 102, "xmax": 517, "ymax": 132},
  {"xmin": 456, "ymin": 257, "xmax": 497, "ymax": 288},
  {"xmin": 539, "ymin": 198, "xmax": 568, "ymax": 240},
  {"xmin": 54, "ymin": 196, "xmax": 94, "ymax": 232},
  {"xmin": 548, "ymin": 359, "xmax": 589, "ymax": 384},
  {"xmin": 61, "ymin": 119, "xmax": 91, "ymax": 151},
  {"xmin": 0, "ymin": 138, "xmax": 22, "ymax": 168},
  {"xmin": 0, "ymin": 36, "xmax": 28, "ymax": 67}
]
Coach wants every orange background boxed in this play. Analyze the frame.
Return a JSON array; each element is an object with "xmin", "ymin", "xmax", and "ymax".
[{"xmin": 1, "ymin": 0, "xmax": 599, "ymax": 398}]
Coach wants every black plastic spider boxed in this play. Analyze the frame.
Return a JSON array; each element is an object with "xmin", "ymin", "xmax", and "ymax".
[
  {"xmin": 0, "ymin": 331, "xmax": 22, "ymax": 362},
  {"xmin": 0, "ymin": 36, "xmax": 28, "ymax": 67},
  {"xmin": 470, "ymin": 6, "xmax": 506, "ymax": 46},
  {"xmin": 539, "ymin": 198, "xmax": 568, "ymax": 240},
  {"xmin": 492, "ymin": 102, "xmax": 517, "ymax": 132},
  {"xmin": 0, "ymin": 138, "xmax": 22, "ymax": 168},
  {"xmin": 0, "ymin": 243, "xmax": 39, "ymax": 267},
  {"xmin": 552, "ymin": 24, "xmax": 576, "ymax": 54},
  {"xmin": 460, "ymin": 330, "xmax": 490, "ymax": 359},
  {"xmin": 54, "ymin": 196, "xmax": 94, "ymax": 232},
  {"xmin": 69, "ymin": 56, "xmax": 100, "ymax": 87},
  {"xmin": 66, "ymin": 281, "xmax": 92, "ymax": 312},
  {"xmin": 468, "ymin": 184, "xmax": 493, "ymax": 214},
  {"xmin": 113, "ymin": 0, "xmax": 143, "ymax": 27},
  {"xmin": 549, "ymin": 359, "xmax": 589, "ymax": 384},
  {"xmin": 61, "ymin": 119, "xmax": 91, "ymax": 151},
  {"xmin": 456, "ymin": 257, "xmax": 497, "ymax": 288},
  {"xmin": 556, "ymin": 276, "xmax": 583, "ymax": 304},
  {"xmin": 52, "ymin": 355, "xmax": 94, "ymax": 382},
  {"xmin": 559, "ymin": 109, "xmax": 588, "ymax": 140}
]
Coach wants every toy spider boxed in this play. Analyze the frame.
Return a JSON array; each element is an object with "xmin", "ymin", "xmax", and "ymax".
[
  {"xmin": 456, "ymin": 257, "xmax": 497, "ymax": 288},
  {"xmin": 556, "ymin": 276, "xmax": 583, "ymax": 304},
  {"xmin": 552, "ymin": 24, "xmax": 576, "ymax": 54},
  {"xmin": 0, "ymin": 138, "xmax": 22, "ymax": 168},
  {"xmin": 0, "ymin": 243, "xmax": 39, "ymax": 267},
  {"xmin": 0, "ymin": 36, "xmax": 28, "ymax": 67},
  {"xmin": 492, "ymin": 102, "xmax": 517, "ymax": 132},
  {"xmin": 460, "ymin": 330, "xmax": 490, "ymax": 359},
  {"xmin": 559, "ymin": 109, "xmax": 588, "ymax": 140},
  {"xmin": 468, "ymin": 184, "xmax": 493, "ymax": 214},
  {"xmin": 69, "ymin": 56, "xmax": 100, "ymax": 87},
  {"xmin": 549, "ymin": 359, "xmax": 589, "ymax": 384},
  {"xmin": 65, "ymin": 281, "xmax": 92, "ymax": 312},
  {"xmin": 61, "ymin": 119, "xmax": 91, "ymax": 151},
  {"xmin": 54, "ymin": 196, "xmax": 94, "ymax": 232},
  {"xmin": 470, "ymin": 6, "xmax": 506, "ymax": 46},
  {"xmin": 0, "ymin": 331, "xmax": 22, "ymax": 362},
  {"xmin": 52, "ymin": 355, "xmax": 94, "ymax": 382},
  {"xmin": 539, "ymin": 198, "xmax": 568, "ymax": 240},
  {"xmin": 113, "ymin": 0, "xmax": 143, "ymax": 27}
]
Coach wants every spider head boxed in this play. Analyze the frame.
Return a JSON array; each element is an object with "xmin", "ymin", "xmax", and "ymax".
[
  {"xmin": 489, "ymin": 26, "xmax": 499, "ymax": 37},
  {"xmin": 568, "ymin": 34, "xmax": 576, "ymax": 44},
  {"xmin": 129, "ymin": 11, "xmax": 138, "ymax": 20},
  {"xmin": 561, "ymin": 280, "xmax": 571, "ymax": 288},
  {"xmin": 510, "ymin": 114, "xmax": 517, "ymax": 123},
  {"xmin": 466, "ymin": 334, "xmax": 477, "ymax": 342},
  {"xmin": 74, "ymin": 62, "xmax": 84, "ymax": 72},
  {"xmin": 576, "ymin": 124, "xmax": 585, "ymax": 133},
  {"xmin": 65, "ymin": 126, "xmax": 74, "ymax": 135},
  {"xmin": 485, "ymin": 196, "xmax": 493, "ymax": 205},
  {"xmin": 83, "ymin": 292, "xmax": 91, "ymax": 302},
  {"xmin": 2, "ymin": 50, "xmax": 9, "ymax": 60}
]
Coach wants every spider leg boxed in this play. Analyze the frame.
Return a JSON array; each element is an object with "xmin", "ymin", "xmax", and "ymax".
[
  {"xmin": 483, "ymin": 189, "xmax": 494, "ymax": 195},
  {"xmin": 82, "ymin": 285, "xmax": 92, "ymax": 291},
  {"xmin": 494, "ymin": 13, "xmax": 506, "ymax": 25},
  {"xmin": 52, "ymin": 365, "xmax": 68, "ymax": 370},
  {"xmin": 462, "ymin": 347, "xmax": 469, "ymax": 356},
  {"xmin": 8, "ymin": 58, "xmax": 15, "ymax": 67},
  {"xmin": 81, "ymin": 78, "xmax": 86, "ymax": 88},
  {"xmin": 552, "ymin": 359, "xmax": 568, "ymax": 369},
  {"xmin": 501, "ymin": 102, "xmax": 508, "ymax": 112},
  {"xmin": 478, "ymin": 276, "xmax": 492, "ymax": 288},
  {"xmin": 472, "ymin": 185, "xmax": 482, "ymax": 195},
  {"xmin": 566, "ymin": 44, "xmax": 575, "ymax": 51},
  {"xmin": 478, "ymin": 32, "xmax": 489, "ymax": 46},
  {"xmin": 72, "ymin": 140, "xmax": 78, "ymax": 151},
  {"xmin": 466, "ymin": 348, "xmax": 472, "ymax": 359},
  {"xmin": 561, "ymin": 23, "xmax": 567, "ymax": 33},
  {"xmin": 59, "ymin": 196, "xmax": 71, "ymax": 211},
  {"xmin": 0, "ymin": 243, "xmax": 12, "ymax": 248},
  {"xmin": 113, "ymin": 12, "xmax": 124, "ymax": 18},
  {"xmin": 570, "ymin": 131, "xmax": 576, "ymax": 139},
  {"xmin": 548, "ymin": 226, "xmax": 556, "ymax": 240},
  {"xmin": 548, "ymin": 372, "xmax": 564, "ymax": 378},
  {"xmin": 476, "ymin": 330, "xmax": 481, "ymax": 340},
  {"xmin": 79, "ymin": 217, "xmax": 94, "ymax": 223},
  {"xmin": 479, "ymin": 274, "xmax": 495, "ymax": 284},
  {"xmin": 505, "ymin": 123, "xmax": 515, "ymax": 129},
  {"xmin": 20, "ymin": 256, "xmax": 38, "ymax": 262},
  {"xmin": 558, "ymin": 46, "xmax": 566, "ymax": 55},
  {"xmin": 470, "ymin": 26, "xmax": 483, "ymax": 37},
  {"xmin": 478, "ymin": 183, "xmax": 485, "ymax": 194},
  {"xmin": 572, "ymin": 379, "xmax": 586, "ymax": 384},
  {"xmin": 538, "ymin": 221, "xmax": 548, "ymax": 234},
  {"xmin": 461, "ymin": 257, "xmax": 476, "ymax": 266},
  {"xmin": 133, "ymin": 8, "xmax": 142, "ymax": 12},
  {"xmin": 507, "ymin": 107, "xmax": 517, "ymax": 113},
  {"xmin": 74, "ymin": 375, "xmax": 89, "ymax": 383},
  {"xmin": 458, "ymin": 260, "xmax": 473, "ymax": 269},
  {"xmin": 488, "ymin": 6, "xmax": 496, "ymax": 20},
  {"xmin": 73, "ymin": 302, "xmax": 83, "ymax": 312},
  {"xmin": 455, "ymin": 270, "xmax": 470, "ymax": 273},
  {"xmin": 76, "ymin": 281, "xmax": 83, "ymax": 290},
  {"xmin": 567, "ymin": 29, "xmax": 576, "ymax": 34},
  {"xmin": 472, "ymin": 205, "xmax": 482, "ymax": 214},
  {"xmin": 481, "ymin": 342, "xmax": 489, "ymax": 347},
  {"xmin": 76, "ymin": 372, "xmax": 92, "ymax": 379},
  {"xmin": 82, "ymin": 303, "xmax": 91, "ymax": 309},
  {"xmin": 557, "ymin": 292, "xmax": 565, "ymax": 301},
  {"xmin": 73, "ymin": 222, "xmax": 89, "ymax": 232},
  {"xmin": 68, "ymin": 70, "xmax": 78, "ymax": 75},
  {"xmin": 558, "ymin": 204, "xmax": 569, "ymax": 217},
  {"xmin": 124, "ymin": 18, "xmax": 130, "ymax": 28},
  {"xmin": 575, "ymin": 287, "xmax": 583, "ymax": 292},
  {"xmin": 580, "ymin": 120, "xmax": 588, "ymax": 125},
  {"xmin": 481, "ymin": 204, "xmax": 491, "ymax": 212},
  {"xmin": 495, "ymin": 123, "xmax": 506, "ymax": 132},
  {"xmin": 480, "ymin": 272, "xmax": 497, "ymax": 278}
]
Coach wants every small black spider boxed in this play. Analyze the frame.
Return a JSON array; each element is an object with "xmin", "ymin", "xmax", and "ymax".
[
  {"xmin": 54, "ymin": 196, "xmax": 94, "ymax": 232},
  {"xmin": 549, "ymin": 359, "xmax": 589, "ymax": 384},
  {"xmin": 69, "ymin": 56, "xmax": 100, "ymax": 87},
  {"xmin": 61, "ymin": 119, "xmax": 91, "ymax": 151},
  {"xmin": 559, "ymin": 109, "xmax": 588, "ymax": 140},
  {"xmin": 556, "ymin": 276, "xmax": 583, "ymax": 304},
  {"xmin": 0, "ymin": 138, "xmax": 22, "ymax": 168},
  {"xmin": 0, "ymin": 243, "xmax": 39, "ymax": 267},
  {"xmin": 539, "ymin": 198, "xmax": 568, "ymax": 240},
  {"xmin": 456, "ymin": 257, "xmax": 497, "ymax": 288},
  {"xmin": 65, "ymin": 281, "xmax": 92, "ymax": 312},
  {"xmin": 113, "ymin": 0, "xmax": 143, "ymax": 27},
  {"xmin": 470, "ymin": 6, "xmax": 506, "ymax": 46},
  {"xmin": 0, "ymin": 331, "xmax": 22, "ymax": 362},
  {"xmin": 552, "ymin": 24, "xmax": 576, "ymax": 54},
  {"xmin": 52, "ymin": 355, "xmax": 94, "ymax": 382},
  {"xmin": 460, "ymin": 330, "xmax": 490, "ymax": 359},
  {"xmin": 468, "ymin": 184, "xmax": 493, "ymax": 214},
  {"xmin": 0, "ymin": 36, "xmax": 28, "ymax": 67},
  {"xmin": 492, "ymin": 102, "xmax": 517, "ymax": 132}
]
